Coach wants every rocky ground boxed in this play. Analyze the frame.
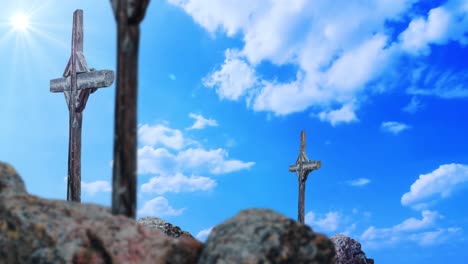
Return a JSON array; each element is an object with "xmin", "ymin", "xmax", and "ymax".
[{"xmin": 0, "ymin": 161, "xmax": 372, "ymax": 263}]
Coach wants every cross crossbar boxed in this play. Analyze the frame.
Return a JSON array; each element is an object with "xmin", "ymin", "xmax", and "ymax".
[{"xmin": 50, "ymin": 70, "xmax": 115, "ymax": 93}]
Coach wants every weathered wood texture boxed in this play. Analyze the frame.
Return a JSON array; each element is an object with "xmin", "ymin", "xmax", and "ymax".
[
  {"xmin": 289, "ymin": 130, "xmax": 322, "ymax": 224},
  {"xmin": 50, "ymin": 10, "xmax": 115, "ymax": 202},
  {"xmin": 110, "ymin": 0, "xmax": 150, "ymax": 219}
]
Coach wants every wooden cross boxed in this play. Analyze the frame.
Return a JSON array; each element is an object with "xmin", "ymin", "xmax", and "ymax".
[
  {"xmin": 289, "ymin": 130, "xmax": 322, "ymax": 224},
  {"xmin": 110, "ymin": 0, "xmax": 149, "ymax": 219},
  {"xmin": 50, "ymin": 10, "xmax": 115, "ymax": 202}
]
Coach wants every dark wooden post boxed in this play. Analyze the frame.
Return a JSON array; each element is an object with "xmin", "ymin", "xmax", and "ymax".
[
  {"xmin": 110, "ymin": 0, "xmax": 150, "ymax": 219},
  {"xmin": 50, "ymin": 10, "xmax": 115, "ymax": 202},
  {"xmin": 288, "ymin": 130, "xmax": 322, "ymax": 224}
]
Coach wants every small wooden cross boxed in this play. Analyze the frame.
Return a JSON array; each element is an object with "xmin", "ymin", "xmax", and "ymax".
[
  {"xmin": 50, "ymin": 10, "xmax": 114, "ymax": 202},
  {"xmin": 289, "ymin": 130, "xmax": 321, "ymax": 224}
]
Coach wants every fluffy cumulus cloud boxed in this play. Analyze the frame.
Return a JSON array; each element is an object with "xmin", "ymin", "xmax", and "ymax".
[
  {"xmin": 359, "ymin": 164, "xmax": 468, "ymax": 248},
  {"xmin": 138, "ymin": 146, "xmax": 255, "ymax": 175},
  {"xmin": 195, "ymin": 227, "xmax": 213, "ymax": 242},
  {"xmin": 381, "ymin": 121, "xmax": 411, "ymax": 134},
  {"xmin": 137, "ymin": 121, "xmax": 255, "ymax": 217},
  {"xmin": 137, "ymin": 196, "xmax": 185, "ymax": 217},
  {"xmin": 318, "ymin": 103, "xmax": 359, "ymax": 126},
  {"xmin": 360, "ymin": 210, "xmax": 461, "ymax": 248},
  {"xmin": 401, "ymin": 163, "xmax": 468, "ymax": 209},
  {"xmin": 168, "ymin": 0, "xmax": 468, "ymax": 124},
  {"xmin": 141, "ymin": 173, "xmax": 216, "ymax": 194},
  {"xmin": 399, "ymin": 0, "xmax": 468, "ymax": 55},
  {"xmin": 81, "ymin": 180, "xmax": 112, "ymax": 196},
  {"xmin": 177, "ymin": 148, "xmax": 255, "ymax": 174},
  {"xmin": 138, "ymin": 124, "xmax": 186, "ymax": 150},
  {"xmin": 187, "ymin": 113, "xmax": 218, "ymax": 130},
  {"xmin": 203, "ymin": 49, "xmax": 257, "ymax": 101},
  {"xmin": 305, "ymin": 211, "xmax": 341, "ymax": 232}
]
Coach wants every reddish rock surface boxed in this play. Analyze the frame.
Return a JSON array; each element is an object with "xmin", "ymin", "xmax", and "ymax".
[{"xmin": 0, "ymin": 161, "xmax": 202, "ymax": 264}]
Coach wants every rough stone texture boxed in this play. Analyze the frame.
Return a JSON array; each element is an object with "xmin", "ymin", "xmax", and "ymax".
[
  {"xmin": 198, "ymin": 208, "xmax": 336, "ymax": 264},
  {"xmin": 138, "ymin": 217, "xmax": 193, "ymax": 239},
  {"xmin": 0, "ymin": 161, "xmax": 202, "ymax": 264},
  {"xmin": 331, "ymin": 234, "xmax": 373, "ymax": 264}
]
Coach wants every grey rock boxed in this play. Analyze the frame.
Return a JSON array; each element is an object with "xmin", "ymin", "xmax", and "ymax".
[
  {"xmin": 138, "ymin": 217, "xmax": 193, "ymax": 239},
  {"xmin": 198, "ymin": 208, "xmax": 336, "ymax": 264},
  {"xmin": 331, "ymin": 234, "xmax": 373, "ymax": 264}
]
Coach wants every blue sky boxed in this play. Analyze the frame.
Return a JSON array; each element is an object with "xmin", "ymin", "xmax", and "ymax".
[{"xmin": 1, "ymin": 0, "xmax": 467, "ymax": 263}]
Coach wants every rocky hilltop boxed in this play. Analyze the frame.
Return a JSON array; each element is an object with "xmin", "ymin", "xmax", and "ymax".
[{"xmin": 0, "ymin": 161, "xmax": 371, "ymax": 263}]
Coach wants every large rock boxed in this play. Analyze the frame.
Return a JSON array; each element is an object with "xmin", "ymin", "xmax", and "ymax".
[
  {"xmin": 138, "ymin": 217, "xmax": 193, "ymax": 239},
  {"xmin": 0, "ymin": 161, "xmax": 202, "ymax": 264},
  {"xmin": 198, "ymin": 208, "xmax": 336, "ymax": 264},
  {"xmin": 331, "ymin": 234, "xmax": 373, "ymax": 264}
]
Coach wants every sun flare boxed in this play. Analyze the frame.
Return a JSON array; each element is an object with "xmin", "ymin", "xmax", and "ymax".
[{"xmin": 10, "ymin": 12, "xmax": 30, "ymax": 32}]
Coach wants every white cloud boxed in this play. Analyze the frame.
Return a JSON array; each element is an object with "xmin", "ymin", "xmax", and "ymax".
[
  {"xmin": 347, "ymin": 178, "xmax": 371, "ymax": 187},
  {"xmin": 137, "ymin": 196, "xmax": 185, "ymax": 217},
  {"xmin": 138, "ymin": 124, "xmax": 186, "ymax": 150},
  {"xmin": 408, "ymin": 227, "xmax": 462, "ymax": 246},
  {"xmin": 176, "ymin": 147, "xmax": 255, "ymax": 174},
  {"xmin": 138, "ymin": 146, "xmax": 254, "ymax": 175},
  {"xmin": 195, "ymin": 227, "xmax": 213, "ymax": 242},
  {"xmin": 393, "ymin": 210, "xmax": 442, "ymax": 232},
  {"xmin": 324, "ymin": 34, "xmax": 390, "ymax": 94},
  {"xmin": 305, "ymin": 211, "xmax": 341, "ymax": 232},
  {"xmin": 203, "ymin": 49, "xmax": 257, "ymax": 101},
  {"xmin": 399, "ymin": 7, "xmax": 452, "ymax": 55},
  {"xmin": 168, "ymin": 0, "xmax": 420, "ymax": 120},
  {"xmin": 137, "ymin": 122, "xmax": 255, "ymax": 176},
  {"xmin": 402, "ymin": 97, "xmax": 423, "ymax": 113},
  {"xmin": 138, "ymin": 146, "xmax": 176, "ymax": 174},
  {"xmin": 187, "ymin": 113, "xmax": 218, "ymax": 130},
  {"xmin": 407, "ymin": 68, "xmax": 468, "ymax": 99},
  {"xmin": 169, "ymin": 0, "xmax": 468, "ymax": 124},
  {"xmin": 398, "ymin": 0, "xmax": 468, "ymax": 55},
  {"xmin": 360, "ymin": 210, "xmax": 449, "ymax": 248},
  {"xmin": 381, "ymin": 121, "xmax": 411, "ymax": 134},
  {"xmin": 140, "ymin": 173, "xmax": 216, "ymax": 194},
  {"xmin": 318, "ymin": 103, "xmax": 359, "ymax": 126},
  {"xmin": 81, "ymin": 180, "xmax": 112, "ymax": 196},
  {"xmin": 401, "ymin": 163, "xmax": 468, "ymax": 208}
]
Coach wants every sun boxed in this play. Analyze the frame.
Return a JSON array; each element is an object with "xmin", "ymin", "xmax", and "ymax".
[{"xmin": 10, "ymin": 12, "xmax": 30, "ymax": 32}]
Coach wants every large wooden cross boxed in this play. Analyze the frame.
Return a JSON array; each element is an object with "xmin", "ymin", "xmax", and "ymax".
[
  {"xmin": 289, "ymin": 130, "xmax": 322, "ymax": 224},
  {"xmin": 50, "ymin": 10, "xmax": 115, "ymax": 202}
]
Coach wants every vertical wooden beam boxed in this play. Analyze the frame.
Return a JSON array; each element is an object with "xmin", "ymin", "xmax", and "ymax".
[
  {"xmin": 298, "ymin": 180, "xmax": 306, "ymax": 224},
  {"xmin": 110, "ymin": 0, "xmax": 149, "ymax": 219},
  {"xmin": 67, "ymin": 10, "xmax": 84, "ymax": 202}
]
